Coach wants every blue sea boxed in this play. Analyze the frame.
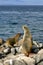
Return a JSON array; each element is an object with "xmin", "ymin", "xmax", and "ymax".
[{"xmin": 0, "ymin": 5, "xmax": 43, "ymax": 43}]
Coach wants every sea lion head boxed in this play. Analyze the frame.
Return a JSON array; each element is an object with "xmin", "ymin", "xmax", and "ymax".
[
  {"xmin": 15, "ymin": 33, "xmax": 22, "ymax": 37},
  {"xmin": 22, "ymin": 25, "xmax": 30, "ymax": 33},
  {"xmin": 14, "ymin": 33, "xmax": 22, "ymax": 42}
]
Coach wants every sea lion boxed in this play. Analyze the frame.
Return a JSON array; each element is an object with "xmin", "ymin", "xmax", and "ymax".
[
  {"xmin": 20, "ymin": 25, "xmax": 33, "ymax": 56},
  {"xmin": 5, "ymin": 33, "xmax": 21, "ymax": 47}
]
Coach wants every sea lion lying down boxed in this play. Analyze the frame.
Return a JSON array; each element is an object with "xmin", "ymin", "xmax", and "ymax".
[{"xmin": 5, "ymin": 33, "xmax": 22, "ymax": 47}]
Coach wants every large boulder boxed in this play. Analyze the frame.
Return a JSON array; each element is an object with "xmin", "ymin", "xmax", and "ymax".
[
  {"xmin": 35, "ymin": 49, "xmax": 43, "ymax": 65},
  {"xmin": 4, "ymin": 59, "xmax": 25, "ymax": 65},
  {"xmin": 4, "ymin": 54, "xmax": 35, "ymax": 65}
]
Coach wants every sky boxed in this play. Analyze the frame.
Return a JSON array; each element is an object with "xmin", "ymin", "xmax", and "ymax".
[{"xmin": 0, "ymin": 0, "xmax": 43, "ymax": 5}]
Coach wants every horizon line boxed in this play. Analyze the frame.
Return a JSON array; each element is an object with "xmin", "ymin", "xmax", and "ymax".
[{"xmin": 0, "ymin": 5, "xmax": 43, "ymax": 6}]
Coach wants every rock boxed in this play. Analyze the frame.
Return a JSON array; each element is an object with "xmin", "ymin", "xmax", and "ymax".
[
  {"xmin": 11, "ymin": 48, "xmax": 17, "ymax": 55},
  {"xmin": 0, "ymin": 52, "xmax": 3, "ymax": 59},
  {"xmin": 11, "ymin": 46, "xmax": 21, "ymax": 55},
  {"xmin": 4, "ymin": 54, "xmax": 35, "ymax": 65},
  {"xmin": 4, "ymin": 59, "xmax": 14, "ymax": 65},
  {"xmin": 33, "ymin": 41, "xmax": 43, "ymax": 48},
  {"xmin": 0, "ymin": 52, "xmax": 5, "ymax": 59},
  {"xmin": 0, "ymin": 38, "xmax": 5, "ymax": 45},
  {"xmin": 15, "ymin": 46, "xmax": 20, "ymax": 53},
  {"xmin": 38, "ymin": 49, "xmax": 43, "ymax": 54},
  {"xmin": 32, "ymin": 45, "xmax": 39, "ymax": 53},
  {"xmin": 3, "ymin": 47, "xmax": 11, "ymax": 55},
  {"xmin": 4, "ymin": 59, "xmax": 26, "ymax": 65},
  {"xmin": 33, "ymin": 41, "xmax": 39, "ymax": 47},
  {"xmin": 15, "ymin": 54, "xmax": 35, "ymax": 65},
  {"xmin": 32, "ymin": 41, "xmax": 43, "ymax": 53},
  {"xmin": 0, "ymin": 63, "xmax": 3, "ymax": 65},
  {"xmin": 38, "ymin": 43, "xmax": 43, "ymax": 47},
  {"xmin": 1, "ymin": 44, "xmax": 6, "ymax": 48},
  {"xmin": 35, "ymin": 49, "xmax": 43, "ymax": 65},
  {"xmin": 0, "ymin": 59, "xmax": 4, "ymax": 65},
  {"xmin": 13, "ymin": 59, "xmax": 25, "ymax": 65}
]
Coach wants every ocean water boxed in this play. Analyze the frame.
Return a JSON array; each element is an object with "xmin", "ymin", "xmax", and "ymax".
[{"xmin": 0, "ymin": 5, "xmax": 43, "ymax": 43}]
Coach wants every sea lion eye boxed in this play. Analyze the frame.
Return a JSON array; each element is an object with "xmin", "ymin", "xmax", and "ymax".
[
  {"xmin": 24, "ymin": 26, "xmax": 26, "ymax": 28},
  {"xmin": 24, "ymin": 27, "xmax": 27, "ymax": 30}
]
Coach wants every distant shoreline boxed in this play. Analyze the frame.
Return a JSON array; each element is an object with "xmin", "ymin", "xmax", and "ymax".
[{"xmin": 0, "ymin": 5, "xmax": 43, "ymax": 6}]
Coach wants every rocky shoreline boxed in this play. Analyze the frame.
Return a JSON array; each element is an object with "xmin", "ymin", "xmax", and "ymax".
[{"xmin": 0, "ymin": 38, "xmax": 43, "ymax": 65}]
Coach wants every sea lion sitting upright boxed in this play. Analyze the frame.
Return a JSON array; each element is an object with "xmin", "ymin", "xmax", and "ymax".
[
  {"xmin": 5, "ymin": 33, "xmax": 21, "ymax": 47},
  {"xmin": 20, "ymin": 25, "xmax": 33, "ymax": 56}
]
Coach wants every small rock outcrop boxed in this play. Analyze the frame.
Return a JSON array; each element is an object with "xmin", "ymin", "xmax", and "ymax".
[{"xmin": 3, "ymin": 47, "xmax": 11, "ymax": 55}]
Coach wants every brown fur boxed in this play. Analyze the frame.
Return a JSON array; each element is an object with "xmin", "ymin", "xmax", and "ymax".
[
  {"xmin": 21, "ymin": 25, "xmax": 33, "ymax": 56},
  {"xmin": 0, "ymin": 39, "xmax": 5, "ymax": 45},
  {"xmin": 5, "ymin": 33, "xmax": 21, "ymax": 47}
]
